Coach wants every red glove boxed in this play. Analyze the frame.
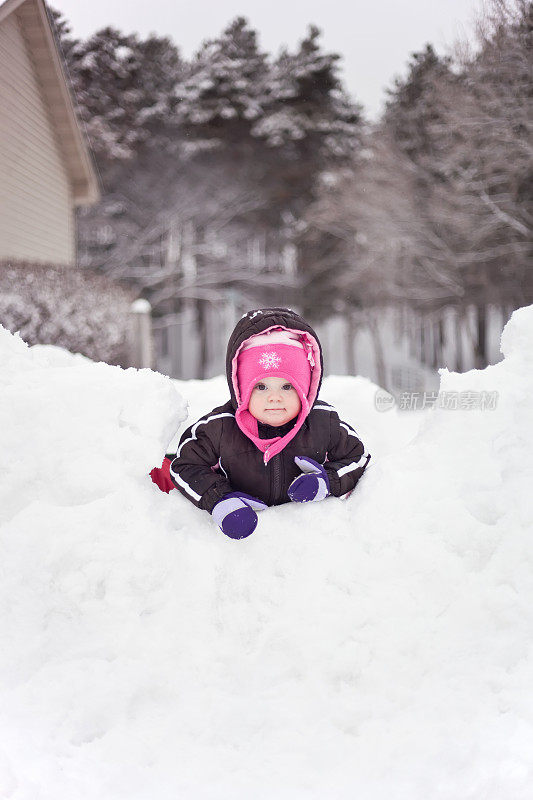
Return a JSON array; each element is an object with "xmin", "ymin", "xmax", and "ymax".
[{"xmin": 150, "ymin": 456, "xmax": 176, "ymax": 493}]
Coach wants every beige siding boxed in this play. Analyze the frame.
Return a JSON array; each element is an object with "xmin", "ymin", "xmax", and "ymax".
[{"xmin": 0, "ymin": 12, "xmax": 75, "ymax": 264}]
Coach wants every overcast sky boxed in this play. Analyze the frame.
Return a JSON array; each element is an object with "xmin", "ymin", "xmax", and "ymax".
[{"xmin": 50, "ymin": 0, "xmax": 484, "ymax": 119}]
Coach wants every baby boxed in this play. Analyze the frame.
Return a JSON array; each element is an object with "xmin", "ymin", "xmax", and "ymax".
[{"xmin": 151, "ymin": 307, "xmax": 371, "ymax": 539}]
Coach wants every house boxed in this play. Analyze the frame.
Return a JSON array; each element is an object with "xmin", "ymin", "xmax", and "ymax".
[
  {"xmin": 95, "ymin": 205, "xmax": 299, "ymax": 379},
  {"xmin": 94, "ymin": 195, "xmax": 509, "ymax": 387},
  {"xmin": 0, "ymin": 0, "xmax": 99, "ymax": 265}
]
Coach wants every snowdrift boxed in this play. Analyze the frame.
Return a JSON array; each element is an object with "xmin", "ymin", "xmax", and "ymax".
[{"xmin": 0, "ymin": 307, "xmax": 532, "ymax": 799}]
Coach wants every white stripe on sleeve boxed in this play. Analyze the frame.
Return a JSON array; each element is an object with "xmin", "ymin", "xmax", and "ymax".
[
  {"xmin": 176, "ymin": 412, "xmax": 235, "ymax": 458},
  {"xmin": 337, "ymin": 453, "xmax": 370, "ymax": 477},
  {"xmin": 169, "ymin": 469, "xmax": 202, "ymax": 501},
  {"xmin": 340, "ymin": 422, "xmax": 359, "ymax": 438}
]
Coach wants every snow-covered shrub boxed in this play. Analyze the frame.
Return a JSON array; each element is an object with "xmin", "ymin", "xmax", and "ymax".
[{"xmin": 0, "ymin": 260, "xmax": 134, "ymax": 364}]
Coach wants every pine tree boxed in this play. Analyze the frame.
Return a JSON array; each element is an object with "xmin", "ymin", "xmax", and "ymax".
[
  {"xmin": 253, "ymin": 25, "xmax": 363, "ymax": 216},
  {"xmin": 49, "ymin": 8, "xmax": 183, "ymax": 167},
  {"xmin": 254, "ymin": 25, "xmax": 361, "ymax": 163},
  {"xmin": 383, "ymin": 44, "xmax": 453, "ymax": 171},
  {"xmin": 172, "ymin": 17, "xmax": 268, "ymax": 149},
  {"xmin": 49, "ymin": 7, "xmax": 364, "ymax": 289},
  {"xmin": 171, "ymin": 20, "xmax": 363, "ymax": 217}
]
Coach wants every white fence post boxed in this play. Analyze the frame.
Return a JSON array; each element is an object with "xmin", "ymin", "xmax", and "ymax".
[{"xmin": 130, "ymin": 299, "xmax": 153, "ymax": 369}]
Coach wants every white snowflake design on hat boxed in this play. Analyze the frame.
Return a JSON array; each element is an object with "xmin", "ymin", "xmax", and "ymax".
[{"xmin": 259, "ymin": 351, "xmax": 281, "ymax": 370}]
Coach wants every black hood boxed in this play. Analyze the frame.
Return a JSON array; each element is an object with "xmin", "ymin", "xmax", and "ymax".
[{"xmin": 225, "ymin": 307, "xmax": 324, "ymax": 410}]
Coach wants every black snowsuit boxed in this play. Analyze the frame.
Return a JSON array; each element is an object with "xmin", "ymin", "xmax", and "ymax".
[{"xmin": 168, "ymin": 308, "xmax": 371, "ymax": 512}]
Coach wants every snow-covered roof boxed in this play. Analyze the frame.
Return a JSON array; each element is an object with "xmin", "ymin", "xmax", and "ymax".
[{"xmin": 0, "ymin": 0, "xmax": 100, "ymax": 205}]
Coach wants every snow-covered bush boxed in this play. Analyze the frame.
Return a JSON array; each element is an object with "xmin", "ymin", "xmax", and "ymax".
[{"xmin": 0, "ymin": 261, "xmax": 134, "ymax": 364}]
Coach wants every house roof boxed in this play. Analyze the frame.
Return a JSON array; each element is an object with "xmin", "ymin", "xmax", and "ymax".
[{"xmin": 0, "ymin": 0, "xmax": 100, "ymax": 205}]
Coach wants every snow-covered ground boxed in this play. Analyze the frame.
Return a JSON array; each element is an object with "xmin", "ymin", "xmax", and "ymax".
[{"xmin": 1, "ymin": 306, "xmax": 532, "ymax": 799}]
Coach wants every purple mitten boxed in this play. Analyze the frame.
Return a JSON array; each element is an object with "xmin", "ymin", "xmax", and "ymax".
[
  {"xmin": 211, "ymin": 492, "xmax": 268, "ymax": 539},
  {"xmin": 288, "ymin": 456, "xmax": 330, "ymax": 503}
]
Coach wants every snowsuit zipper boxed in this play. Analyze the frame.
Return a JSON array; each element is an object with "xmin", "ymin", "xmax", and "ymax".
[{"xmin": 270, "ymin": 453, "xmax": 283, "ymax": 505}]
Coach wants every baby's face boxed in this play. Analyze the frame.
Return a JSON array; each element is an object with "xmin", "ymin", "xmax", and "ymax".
[{"xmin": 248, "ymin": 377, "xmax": 301, "ymax": 427}]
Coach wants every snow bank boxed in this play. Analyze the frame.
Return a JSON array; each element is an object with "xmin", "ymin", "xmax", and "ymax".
[{"xmin": 1, "ymin": 307, "xmax": 532, "ymax": 799}]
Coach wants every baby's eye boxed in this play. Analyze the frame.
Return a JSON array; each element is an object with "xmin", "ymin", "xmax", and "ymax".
[
  {"xmin": 282, "ymin": 383, "xmax": 293, "ymax": 391},
  {"xmin": 255, "ymin": 383, "xmax": 267, "ymax": 391}
]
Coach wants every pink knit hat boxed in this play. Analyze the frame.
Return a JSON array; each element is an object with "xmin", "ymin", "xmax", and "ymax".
[
  {"xmin": 237, "ymin": 343, "xmax": 312, "ymax": 408},
  {"xmin": 235, "ymin": 331, "xmax": 314, "ymax": 463}
]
